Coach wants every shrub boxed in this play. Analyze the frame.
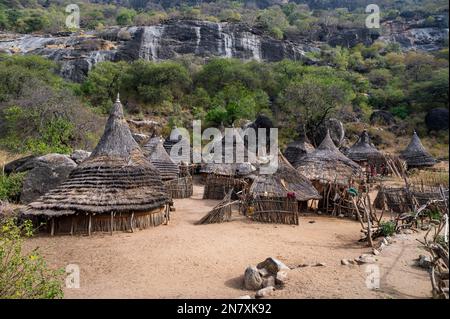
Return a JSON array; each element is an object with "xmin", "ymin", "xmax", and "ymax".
[
  {"xmin": 0, "ymin": 217, "xmax": 64, "ymax": 299},
  {"xmin": 380, "ymin": 221, "xmax": 396, "ymax": 237},
  {"xmin": 0, "ymin": 172, "xmax": 25, "ymax": 203}
]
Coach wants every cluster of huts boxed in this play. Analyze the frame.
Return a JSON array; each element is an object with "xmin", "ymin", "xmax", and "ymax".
[{"xmin": 20, "ymin": 96, "xmax": 440, "ymax": 235}]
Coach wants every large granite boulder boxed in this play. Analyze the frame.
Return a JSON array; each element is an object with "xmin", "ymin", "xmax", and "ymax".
[
  {"xmin": 19, "ymin": 154, "xmax": 77, "ymax": 204},
  {"xmin": 70, "ymin": 150, "xmax": 91, "ymax": 164},
  {"xmin": 314, "ymin": 118, "xmax": 345, "ymax": 147},
  {"xmin": 370, "ymin": 110, "xmax": 396, "ymax": 126},
  {"xmin": 425, "ymin": 108, "xmax": 449, "ymax": 132}
]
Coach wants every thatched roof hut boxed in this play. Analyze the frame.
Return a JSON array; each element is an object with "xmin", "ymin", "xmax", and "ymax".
[
  {"xmin": 346, "ymin": 130, "xmax": 383, "ymax": 163},
  {"xmin": 247, "ymin": 153, "xmax": 321, "ymax": 224},
  {"xmin": 163, "ymin": 126, "xmax": 191, "ymax": 164},
  {"xmin": 295, "ymin": 131, "xmax": 362, "ymax": 186},
  {"xmin": 143, "ymin": 136, "xmax": 179, "ymax": 181},
  {"xmin": 284, "ymin": 136, "xmax": 315, "ymax": 167},
  {"xmin": 400, "ymin": 131, "xmax": 436, "ymax": 169},
  {"xmin": 22, "ymin": 95, "xmax": 169, "ymax": 235}
]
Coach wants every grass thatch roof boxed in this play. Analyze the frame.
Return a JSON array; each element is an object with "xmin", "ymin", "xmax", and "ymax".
[
  {"xmin": 295, "ymin": 131, "xmax": 362, "ymax": 185},
  {"xmin": 143, "ymin": 137, "xmax": 180, "ymax": 181},
  {"xmin": 346, "ymin": 130, "xmax": 383, "ymax": 163},
  {"xmin": 163, "ymin": 126, "xmax": 191, "ymax": 164},
  {"xmin": 284, "ymin": 137, "xmax": 315, "ymax": 167},
  {"xmin": 400, "ymin": 131, "xmax": 437, "ymax": 168},
  {"xmin": 200, "ymin": 129, "xmax": 256, "ymax": 176},
  {"xmin": 22, "ymin": 95, "xmax": 169, "ymax": 217},
  {"xmin": 249, "ymin": 152, "xmax": 321, "ymax": 201}
]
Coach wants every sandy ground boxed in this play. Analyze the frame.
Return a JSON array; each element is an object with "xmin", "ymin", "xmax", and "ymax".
[{"xmin": 24, "ymin": 184, "xmax": 432, "ymax": 299}]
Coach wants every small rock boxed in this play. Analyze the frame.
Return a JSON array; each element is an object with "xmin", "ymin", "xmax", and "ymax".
[
  {"xmin": 275, "ymin": 271, "xmax": 288, "ymax": 286},
  {"xmin": 317, "ymin": 211, "xmax": 322, "ymax": 215},
  {"xmin": 255, "ymin": 286, "xmax": 275, "ymax": 298},
  {"xmin": 257, "ymin": 257, "xmax": 290, "ymax": 275},
  {"xmin": 341, "ymin": 259, "xmax": 350, "ymax": 265},
  {"xmin": 378, "ymin": 242, "xmax": 386, "ymax": 251},
  {"xmin": 338, "ymin": 214, "xmax": 345, "ymax": 218},
  {"xmin": 417, "ymin": 255, "xmax": 432, "ymax": 269},
  {"xmin": 356, "ymin": 254, "xmax": 377, "ymax": 264},
  {"xmin": 314, "ymin": 262, "xmax": 326, "ymax": 267},
  {"xmin": 382, "ymin": 238, "xmax": 389, "ymax": 246},
  {"xmin": 349, "ymin": 260, "xmax": 357, "ymax": 265},
  {"xmin": 237, "ymin": 295, "xmax": 252, "ymax": 299},
  {"xmin": 262, "ymin": 276, "xmax": 275, "ymax": 288},
  {"xmin": 298, "ymin": 263, "xmax": 309, "ymax": 268},
  {"xmin": 309, "ymin": 220, "xmax": 316, "ymax": 224},
  {"xmin": 244, "ymin": 266, "xmax": 263, "ymax": 290},
  {"xmin": 421, "ymin": 225, "xmax": 430, "ymax": 231},
  {"xmin": 372, "ymin": 249, "xmax": 380, "ymax": 256}
]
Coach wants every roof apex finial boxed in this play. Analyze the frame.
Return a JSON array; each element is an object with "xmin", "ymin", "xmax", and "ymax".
[{"xmin": 116, "ymin": 92, "xmax": 120, "ymax": 103}]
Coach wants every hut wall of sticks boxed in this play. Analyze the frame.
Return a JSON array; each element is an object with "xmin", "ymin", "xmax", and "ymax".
[
  {"xmin": 143, "ymin": 136, "xmax": 193, "ymax": 199},
  {"xmin": 203, "ymin": 173, "xmax": 247, "ymax": 200},
  {"xmin": 21, "ymin": 95, "xmax": 170, "ymax": 235}
]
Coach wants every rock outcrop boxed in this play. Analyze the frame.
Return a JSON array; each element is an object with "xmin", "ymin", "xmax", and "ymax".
[{"xmin": 1, "ymin": 18, "xmax": 446, "ymax": 82}]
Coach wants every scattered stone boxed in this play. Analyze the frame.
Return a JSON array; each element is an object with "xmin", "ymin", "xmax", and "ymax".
[
  {"xmin": 421, "ymin": 225, "xmax": 431, "ymax": 231},
  {"xmin": 372, "ymin": 249, "xmax": 380, "ymax": 256},
  {"xmin": 317, "ymin": 211, "xmax": 322, "ymax": 215},
  {"xmin": 257, "ymin": 257, "xmax": 290, "ymax": 275},
  {"xmin": 314, "ymin": 262, "xmax": 326, "ymax": 267},
  {"xmin": 298, "ymin": 263, "xmax": 309, "ymax": 268},
  {"xmin": 382, "ymin": 238, "xmax": 389, "ymax": 246},
  {"xmin": 275, "ymin": 271, "xmax": 288, "ymax": 286},
  {"xmin": 244, "ymin": 266, "xmax": 263, "ymax": 290},
  {"xmin": 237, "ymin": 295, "xmax": 252, "ymax": 299},
  {"xmin": 338, "ymin": 214, "xmax": 345, "ymax": 218},
  {"xmin": 348, "ymin": 260, "xmax": 357, "ymax": 265},
  {"xmin": 341, "ymin": 259, "xmax": 350, "ymax": 265},
  {"xmin": 378, "ymin": 242, "xmax": 386, "ymax": 251},
  {"xmin": 262, "ymin": 276, "xmax": 275, "ymax": 288},
  {"xmin": 417, "ymin": 255, "xmax": 432, "ymax": 269},
  {"xmin": 255, "ymin": 286, "xmax": 275, "ymax": 299},
  {"xmin": 356, "ymin": 254, "xmax": 377, "ymax": 264},
  {"xmin": 386, "ymin": 236, "xmax": 393, "ymax": 242},
  {"xmin": 308, "ymin": 220, "xmax": 316, "ymax": 224}
]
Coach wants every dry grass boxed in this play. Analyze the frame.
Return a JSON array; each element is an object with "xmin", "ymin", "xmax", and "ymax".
[
  {"xmin": 409, "ymin": 168, "xmax": 449, "ymax": 188},
  {"xmin": 0, "ymin": 149, "xmax": 26, "ymax": 172}
]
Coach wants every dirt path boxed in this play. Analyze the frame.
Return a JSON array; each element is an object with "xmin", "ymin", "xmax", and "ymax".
[{"xmin": 25, "ymin": 185, "xmax": 432, "ymax": 299}]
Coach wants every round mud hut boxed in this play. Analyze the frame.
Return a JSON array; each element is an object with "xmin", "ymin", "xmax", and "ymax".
[
  {"xmin": 400, "ymin": 131, "xmax": 437, "ymax": 169},
  {"xmin": 246, "ymin": 153, "xmax": 321, "ymax": 225},
  {"xmin": 21, "ymin": 96, "xmax": 170, "ymax": 235},
  {"xmin": 144, "ymin": 136, "xmax": 193, "ymax": 199}
]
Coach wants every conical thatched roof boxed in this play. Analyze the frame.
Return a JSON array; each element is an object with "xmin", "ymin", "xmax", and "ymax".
[
  {"xmin": 249, "ymin": 152, "xmax": 321, "ymax": 201},
  {"xmin": 201, "ymin": 129, "xmax": 256, "ymax": 176},
  {"xmin": 346, "ymin": 130, "xmax": 383, "ymax": 163},
  {"xmin": 284, "ymin": 134, "xmax": 315, "ymax": 167},
  {"xmin": 295, "ymin": 131, "xmax": 362, "ymax": 185},
  {"xmin": 400, "ymin": 131, "xmax": 436, "ymax": 168},
  {"xmin": 143, "ymin": 136, "xmax": 179, "ymax": 181},
  {"xmin": 23, "ymin": 95, "xmax": 169, "ymax": 217},
  {"xmin": 163, "ymin": 126, "xmax": 191, "ymax": 164}
]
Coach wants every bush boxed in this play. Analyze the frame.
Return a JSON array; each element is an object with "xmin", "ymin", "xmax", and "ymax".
[
  {"xmin": 0, "ymin": 172, "xmax": 25, "ymax": 203},
  {"xmin": 0, "ymin": 217, "xmax": 64, "ymax": 299},
  {"xmin": 380, "ymin": 221, "xmax": 396, "ymax": 237}
]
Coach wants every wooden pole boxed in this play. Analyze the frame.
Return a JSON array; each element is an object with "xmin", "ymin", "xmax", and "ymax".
[
  {"xmin": 88, "ymin": 214, "xmax": 92, "ymax": 236},
  {"xmin": 70, "ymin": 216, "xmax": 74, "ymax": 236},
  {"xmin": 50, "ymin": 218, "xmax": 55, "ymax": 236},
  {"xmin": 110, "ymin": 212, "xmax": 114, "ymax": 235},
  {"xmin": 130, "ymin": 212, "xmax": 134, "ymax": 233}
]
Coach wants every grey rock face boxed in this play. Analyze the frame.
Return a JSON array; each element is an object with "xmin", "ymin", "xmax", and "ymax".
[
  {"xmin": 70, "ymin": 150, "xmax": 92, "ymax": 164},
  {"xmin": 19, "ymin": 154, "xmax": 77, "ymax": 204}
]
